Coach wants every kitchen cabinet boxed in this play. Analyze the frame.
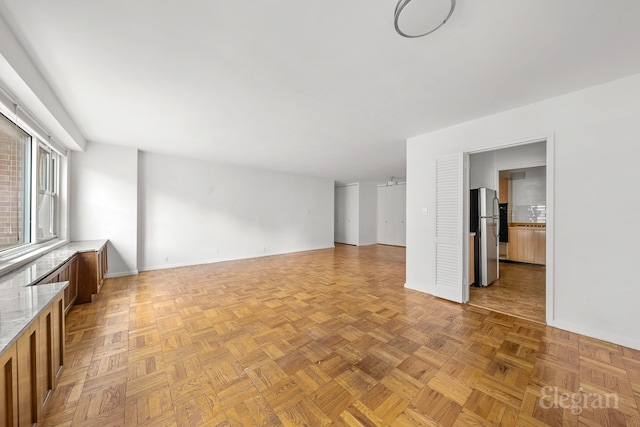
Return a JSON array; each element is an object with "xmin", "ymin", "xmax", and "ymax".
[
  {"xmin": 37, "ymin": 257, "xmax": 78, "ymax": 314},
  {"xmin": 499, "ymin": 178, "xmax": 509, "ymax": 204},
  {"xmin": 37, "ymin": 243, "xmax": 108, "ymax": 307},
  {"xmin": 377, "ymin": 184, "xmax": 406, "ymax": 247},
  {"xmin": 533, "ymin": 230, "xmax": 546, "ymax": 265},
  {"xmin": 8, "ymin": 292, "xmax": 66, "ymax": 426},
  {"xmin": 77, "ymin": 242, "xmax": 108, "ymax": 304},
  {"xmin": 17, "ymin": 321, "xmax": 38, "ymax": 426},
  {"xmin": 0, "ymin": 342, "xmax": 18, "ymax": 426},
  {"xmin": 507, "ymin": 226, "xmax": 546, "ymax": 265},
  {"xmin": 38, "ymin": 303, "xmax": 54, "ymax": 415},
  {"xmin": 52, "ymin": 292, "xmax": 65, "ymax": 387}
]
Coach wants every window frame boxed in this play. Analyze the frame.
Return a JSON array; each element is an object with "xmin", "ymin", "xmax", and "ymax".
[
  {"xmin": 0, "ymin": 106, "xmax": 66, "ymax": 264},
  {"xmin": 35, "ymin": 141, "xmax": 59, "ymax": 243}
]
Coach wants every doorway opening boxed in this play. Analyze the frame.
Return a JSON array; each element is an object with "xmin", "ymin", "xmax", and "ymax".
[{"xmin": 466, "ymin": 140, "xmax": 549, "ymax": 324}]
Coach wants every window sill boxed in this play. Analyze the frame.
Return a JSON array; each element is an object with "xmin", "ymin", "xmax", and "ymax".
[{"xmin": 0, "ymin": 239, "xmax": 69, "ymax": 277}]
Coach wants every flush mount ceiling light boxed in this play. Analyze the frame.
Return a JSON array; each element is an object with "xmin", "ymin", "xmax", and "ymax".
[{"xmin": 394, "ymin": 0, "xmax": 456, "ymax": 38}]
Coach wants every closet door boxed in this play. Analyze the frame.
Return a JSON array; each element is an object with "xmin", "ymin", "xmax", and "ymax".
[
  {"xmin": 334, "ymin": 186, "xmax": 346, "ymax": 243},
  {"xmin": 387, "ymin": 184, "xmax": 407, "ymax": 247},
  {"xmin": 434, "ymin": 153, "xmax": 465, "ymax": 303},
  {"xmin": 343, "ymin": 185, "xmax": 358, "ymax": 245},
  {"xmin": 377, "ymin": 186, "xmax": 387, "ymax": 244},
  {"xmin": 335, "ymin": 185, "xmax": 358, "ymax": 245},
  {"xmin": 396, "ymin": 184, "xmax": 407, "ymax": 246}
]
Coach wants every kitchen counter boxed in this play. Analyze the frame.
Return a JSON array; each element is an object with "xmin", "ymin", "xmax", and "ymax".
[
  {"xmin": 0, "ymin": 280, "xmax": 67, "ymax": 356},
  {"xmin": 0, "ymin": 240, "xmax": 107, "ymax": 356},
  {"xmin": 0, "ymin": 240, "xmax": 107, "ymax": 290}
]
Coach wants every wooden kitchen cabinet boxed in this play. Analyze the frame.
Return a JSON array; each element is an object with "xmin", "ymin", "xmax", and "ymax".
[
  {"xmin": 40, "ymin": 293, "xmax": 65, "ymax": 414},
  {"xmin": 17, "ymin": 321, "xmax": 39, "ymax": 426},
  {"xmin": 0, "ymin": 342, "xmax": 18, "ymax": 426},
  {"xmin": 77, "ymin": 242, "xmax": 108, "ymax": 304},
  {"xmin": 499, "ymin": 178, "xmax": 509, "ymax": 203},
  {"xmin": 533, "ymin": 230, "xmax": 546, "ymax": 265},
  {"xmin": 38, "ymin": 303, "xmax": 54, "ymax": 415},
  {"xmin": 507, "ymin": 226, "xmax": 546, "ymax": 265},
  {"xmin": 9, "ymin": 292, "xmax": 66, "ymax": 426},
  {"xmin": 37, "ymin": 257, "xmax": 78, "ymax": 314}
]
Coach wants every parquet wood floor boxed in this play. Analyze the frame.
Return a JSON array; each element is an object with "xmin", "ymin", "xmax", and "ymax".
[
  {"xmin": 469, "ymin": 262, "xmax": 546, "ymax": 324},
  {"xmin": 41, "ymin": 244, "xmax": 640, "ymax": 426}
]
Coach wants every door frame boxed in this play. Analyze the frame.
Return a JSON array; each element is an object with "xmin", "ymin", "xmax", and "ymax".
[{"xmin": 462, "ymin": 134, "xmax": 555, "ymax": 324}]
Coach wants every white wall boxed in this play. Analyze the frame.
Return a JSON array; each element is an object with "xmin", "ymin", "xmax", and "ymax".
[
  {"xmin": 358, "ymin": 182, "xmax": 378, "ymax": 246},
  {"xmin": 70, "ymin": 141, "xmax": 138, "ymax": 277},
  {"xmin": 407, "ymin": 73, "xmax": 640, "ymax": 350},
  {"xmin": 138, "ymin": 151, "xmax": 334, "ymax": 270},
  {"xmin": 469, "ymin": 142, "xmax": 546, "ymax": 190},
  {"xmin": 469, "ymin": 151, "xmax": 494, "ymax": 189}
]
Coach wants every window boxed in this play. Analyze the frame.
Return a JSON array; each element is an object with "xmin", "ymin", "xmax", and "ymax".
[
  {"xmin": 0, "ymin": 111, "xmax": 60, "ymax": 253},
  {"xmin": 0, "ymin": 112, "xmax": 30, "ymax": 251},
  {"xmin": 37, "ymin": 145, "xmax": 58, "ymax": 241}
]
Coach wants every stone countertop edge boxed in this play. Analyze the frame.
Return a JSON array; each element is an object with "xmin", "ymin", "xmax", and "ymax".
[{"xmin": 0, "ymin": 280, "xmax": 68, "ymax": 356}]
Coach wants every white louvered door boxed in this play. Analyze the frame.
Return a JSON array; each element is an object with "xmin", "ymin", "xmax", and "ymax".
[{"xmin": 434, "ymin": 153, "xmax": 465, "ymax": 303}]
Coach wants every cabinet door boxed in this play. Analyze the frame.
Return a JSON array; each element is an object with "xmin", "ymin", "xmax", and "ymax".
[
  {"xmin": 100, "ymin": 244, "xmax": 108, "ymax": 283},
  {"xmin": 499, "ymin": 178, "xmax": 509, "ymax": 204},
  {"xmin": 508, "ymin": 228, "xmax": 534, "ymax": 263},
  {"xmin": 38, "ymin": 304, "xmax": 54, "ymax": 414},
  {"xmin": 66, "ymin": 256, "xmax": 79, "ymax": 312},
  {"xmin": 52, "ymin": 293, "xmax": 65, "ymax": 385},
  {"xmin": 534, "ymin": 230, "xmax": 546, "ymax": 265},
  {"xmin": 77, "ymin": 252, "xmax": 99, "ymax": 304},
  {"xmin": 17, "ymin": 322, "xmax": 39, "ymax": 426},
  {"xmin": 0, "ymin": 342, "xmax": 18, "ymax": 427}
]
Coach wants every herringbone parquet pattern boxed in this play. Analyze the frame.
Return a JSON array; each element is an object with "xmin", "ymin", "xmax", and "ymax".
[{"xmin": 41, "ymin": 244, "xmax": 640, "ymax": 426}]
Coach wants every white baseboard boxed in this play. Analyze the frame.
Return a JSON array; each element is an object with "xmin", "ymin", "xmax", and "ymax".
[
  {"xmin": 547, "ymin": 319, "xmax": 640, "ymax": 351},
  {"xmin": 105, "ymin": 270, "xmax": 138, "ymax": 278},
  {"xmin": 139, "ymin": 245, "xmax": 335, "ymax": 273}
]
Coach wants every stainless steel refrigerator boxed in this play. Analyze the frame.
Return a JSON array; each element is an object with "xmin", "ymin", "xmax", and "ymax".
[{"xmin": 470, "ymin": 188, "xmax": 499, "ymax": 287}]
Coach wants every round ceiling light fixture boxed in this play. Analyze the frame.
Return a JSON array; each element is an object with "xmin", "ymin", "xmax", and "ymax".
[{"xmin": 394, "ymin": 0, "xmax": 456, "ymax": 38}]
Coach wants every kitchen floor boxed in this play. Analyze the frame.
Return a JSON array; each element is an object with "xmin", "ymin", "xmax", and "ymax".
[{"xmin": 469, "ymin": 261, "xmax": 545, "ymax": 324}]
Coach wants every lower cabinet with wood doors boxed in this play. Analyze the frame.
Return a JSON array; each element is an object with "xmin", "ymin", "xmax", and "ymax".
[
  {"xmin": 1, "ymin": 291, "xmax": 65, "ymax": 426},
  {"xmin": 507, "ymin": 225, "xmax": 546, "ymax": 265}
]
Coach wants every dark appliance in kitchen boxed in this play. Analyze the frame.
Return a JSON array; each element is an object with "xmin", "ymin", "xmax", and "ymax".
[
  {"xmin": 499, "ymin": 203, "xmax": 508, "ymax": 243},
  {"xmin": 470, "ymin": 188, "xmax": 499, "ymax": 287}
]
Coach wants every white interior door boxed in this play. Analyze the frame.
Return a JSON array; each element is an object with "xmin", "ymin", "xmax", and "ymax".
[
  {"xmin": 434, "ymin": 153, "xmax": 465, "ymax": 303},
  {"xmin": 344, "ymin": 184, "xmax": 358, "ymax": 245},
  {"xmin": 397, "ymin": 184, "xmax": 406, "ymax": 246},
  {"xmin": 377, "ymin": 186, "xmax": 387, "ymax": 244},
  {"xmin": 335, "ymin": 186, "xmax": 345, "ymax": 242}
]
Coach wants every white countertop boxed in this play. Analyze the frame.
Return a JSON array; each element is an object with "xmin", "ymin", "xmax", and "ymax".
[
  {"xmin": 0, "ymin": 239, "xmax": 107, "ymax": 356},
  {"xmin": 0, "ymin": 281, "xmax": 67, "ymax": 355}
]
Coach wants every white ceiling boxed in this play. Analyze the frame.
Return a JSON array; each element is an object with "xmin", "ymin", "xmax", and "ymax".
[{"xmin": 1, "ymin": 0, "xmax": 639, "ymax": 183}]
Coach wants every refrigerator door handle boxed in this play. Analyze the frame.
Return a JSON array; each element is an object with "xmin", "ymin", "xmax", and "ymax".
[{"xmin": 493, "ymin": 197, "xmax": 500, "ymax": 240}]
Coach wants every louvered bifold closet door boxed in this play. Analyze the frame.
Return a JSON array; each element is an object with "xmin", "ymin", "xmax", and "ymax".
[{"xmin": 434, "ymin": 153, "xmax": 465, "ymax": 303}]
